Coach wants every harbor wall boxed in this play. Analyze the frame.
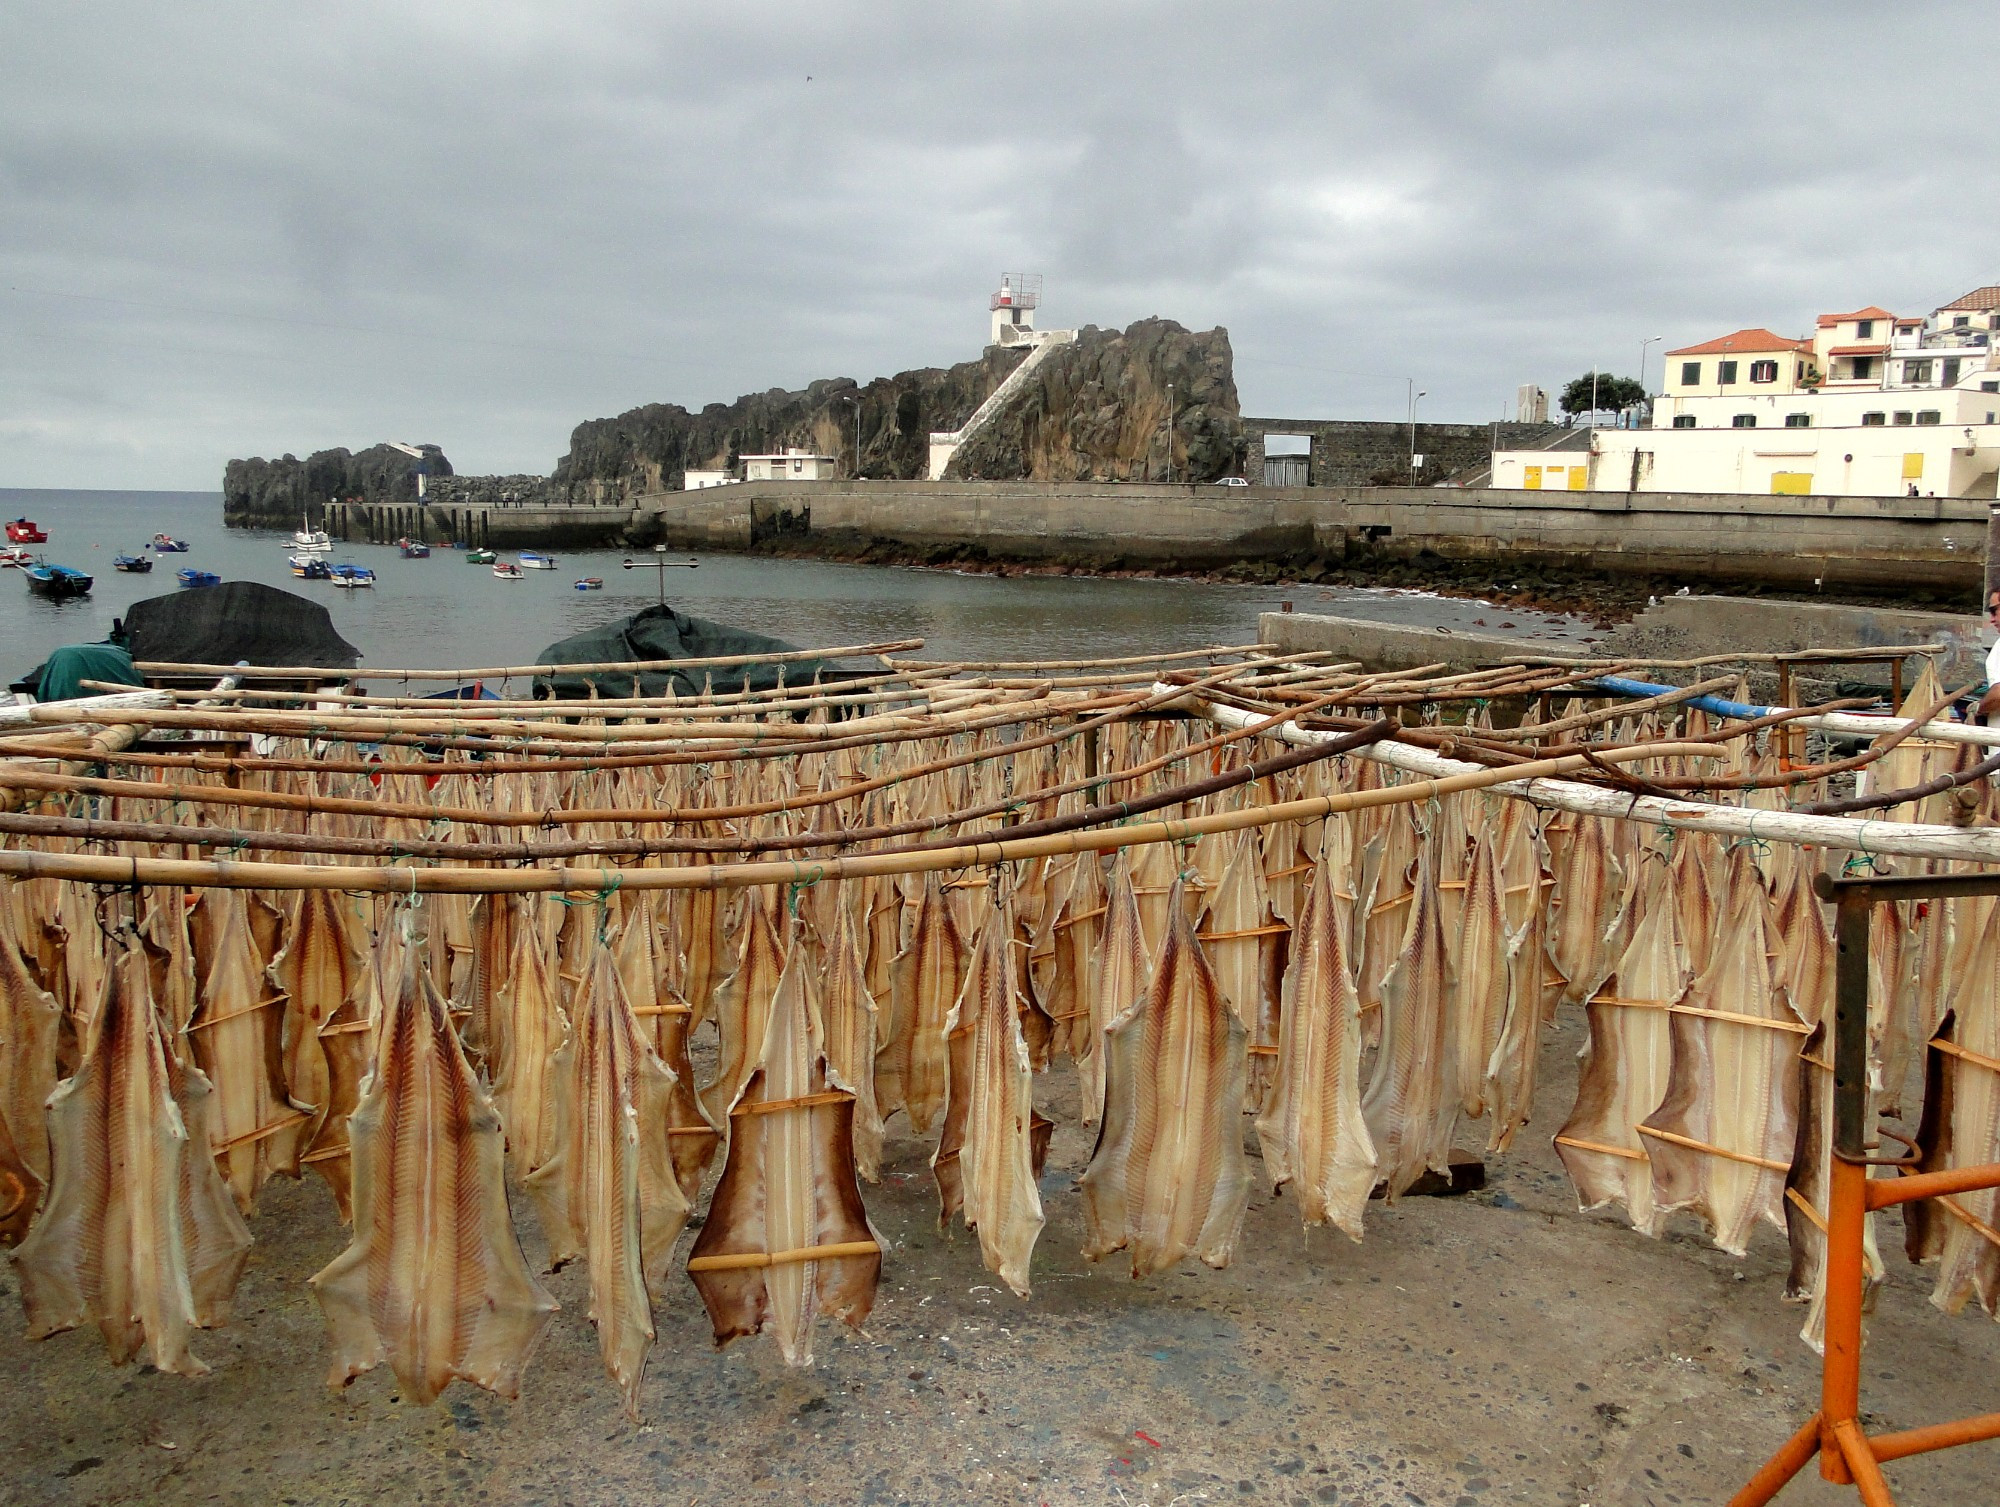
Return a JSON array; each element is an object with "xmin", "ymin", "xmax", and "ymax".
[
  {"xmin": 322, "ymin": 499, "xmax": 639, "ymax": 550},
  {"xmin": 632, "ymin": 479, "xmax": 1988, "ymax": 594}
]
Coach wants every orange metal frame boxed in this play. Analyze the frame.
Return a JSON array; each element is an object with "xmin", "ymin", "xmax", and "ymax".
[{"xmin": 1731, "ymin": 870, "xmax": 2000, "ymax": 1506}]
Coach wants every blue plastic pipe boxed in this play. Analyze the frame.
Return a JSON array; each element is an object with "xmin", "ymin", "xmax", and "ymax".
[{"xmin": 1583, "ymin": 675, "xmax": 1780, "ymax": 721}]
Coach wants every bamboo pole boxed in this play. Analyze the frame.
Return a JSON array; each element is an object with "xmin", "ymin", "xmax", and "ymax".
[
  {"xmin": 0, "ymin": 741, "xmax": 1720, "ymax": 893},
  {"xmin": 130, "ymin": 638, "xmax": 928, "ymax": 680},
  {"xmin": 1186, "ymin": 691, "xmax": 2000, "ymax": 864}
]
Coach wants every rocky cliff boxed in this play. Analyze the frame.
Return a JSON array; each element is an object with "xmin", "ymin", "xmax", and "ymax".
[
  {"xmin": 223, "ymin": 444, "xmax": 451, "ymax": 526},
  {"xmin": 945, "ymin": 320, "xmax": 1243, "ymax": 483}
]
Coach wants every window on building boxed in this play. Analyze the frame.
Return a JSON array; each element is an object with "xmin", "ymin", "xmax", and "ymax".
[
  {"xmin": 1732, "ymin": 414, "xmax": 1757, "ymax": 428},
  {"xmin": 1893, "ymin": 411, "xmax": 1914, "ymax": 425},
  {"xmin": 1983, "ymin": 381, "xmax": 2000, "ymax": 394},
  {"xmin": 1942, "ymin": 358, "xmax": 1961, "ymax": 386},
  {"xmin": 1856, "ymin": 319, "xmax": 1874, "ymax": 339},
  {"xmin": 1916, "ymin": 410, "xmax": 1941, "ymax": 425},
  {"xmin": 1905, "ymin": 360, "xmax": 1933, "ymax": 385},
  {"xmin": 1852, "ymin": 356, "xmax": 1875, "ymax": 380},
  {"xmin": 1717, "ymin": 360, "xmax": 1739, "ymax": 384},
  {"xmin": 1749, "ymin": 359, "xmax": 1778, "ymax": 382},
  {"xmin": 1953, "ymin": 315, "xmax": 1970, "ymax": 329},
  {"xmin": 1671, "ymin": 414, "xmax": 1697, "ymax": 429},
  {"xmin": 1680, "ymin": 361, "xmax": 1701, "ymax": 386},
  {"xmin": 1784, "ymin": 413, "xmax": 1811, "ymax": 427},
  {"xmin": 1861, "ymin": 411, "xmax": 1886, "ymax": 425}
]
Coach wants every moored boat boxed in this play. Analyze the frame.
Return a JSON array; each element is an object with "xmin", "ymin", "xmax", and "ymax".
[
  {"xmin": 493, "ymin": 561, "xmax": 525, "ymax": 580},
  {"xmin": 517, "ymin": 550, "xmax": 559, "ymax": 569},
  {"xmin": 112, "ymin": 552, "xmax": 154, "ymax": 573},
  {"xmin": 329, "ymin": 563, "xmax": 377, "ymax": 589},
  {"xmin": 292, "ymin": 515, "xmax": 332, "ymax": 552},
  {"xmin": 466, "ymin": 548, "xmax": 496, "ymax": 564},
  {"xmin": 23, "ymin": 562, "xmax": 92, "ymax": 598},
  {"xmin": 150, "ymin": 532, "xmax": 190, "ymax": 552},
  {"xmin": 574, "ymin": 576, "xmax": 604, "ymax": 590},
  {"xmin": 6, "ymin": 518, "xmax": 48, "ymax": 544},
  {"xmin": 290, "ymin": 556, "xmax": 333, "ymax": 580},
  {"xmin": 397, "ymin": 537, "xmax": 431, "ymax": 558},
  {"xmin": 0, "ymin": 546, "xmax": 32, "ymax": 568},
  {"xmin": 176, "ymin": 567, "xmax": 222, "ymax": 589}
]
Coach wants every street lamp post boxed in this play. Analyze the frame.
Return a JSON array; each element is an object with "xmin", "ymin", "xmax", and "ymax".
[
  {"xmin": 621, "ymin": 546, "xmax": 700, "ymax": 607},
  {"xmin": 1638, "ymin": 335, "xmax": 1662, "ymax": 425},
  {"xmin": 1407, "ymin": 381, "xmax": 1427, "ymax": 484},
  {"xmin": 839, "ymin": 394, "xmax": 861, "ymax": 479}
]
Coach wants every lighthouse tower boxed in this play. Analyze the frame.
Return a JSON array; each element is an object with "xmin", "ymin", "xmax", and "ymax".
[{"xmin": 989, "ymin": 273, "xmax": 1043, "ymax": 347}]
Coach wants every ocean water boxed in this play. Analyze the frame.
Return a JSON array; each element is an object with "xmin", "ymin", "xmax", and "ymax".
[{"xmin": 0, "ymin": 488, "xmax": 1597, "ymax": 679}]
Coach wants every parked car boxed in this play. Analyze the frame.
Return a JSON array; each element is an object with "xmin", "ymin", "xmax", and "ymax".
[{"xmin": 1212, "ymin": 476, "xmax": 1250, "ymax": 486}]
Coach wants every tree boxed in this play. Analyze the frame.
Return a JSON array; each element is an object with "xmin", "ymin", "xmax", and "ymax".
[{"xmin": 1558, "ymin": 372, "xmax": 1646, "ymax": 424}]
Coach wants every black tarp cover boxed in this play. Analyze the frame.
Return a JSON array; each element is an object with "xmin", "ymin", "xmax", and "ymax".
[
  {"xmin": 122, "ymin": 581, "xmax": 361, "ymax": 669},
  {"xmin": 531, "ymin": 603, "xmax": 825, "ymax": 699}
]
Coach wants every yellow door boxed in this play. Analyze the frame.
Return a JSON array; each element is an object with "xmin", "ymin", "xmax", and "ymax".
[
  {"xmin": 1524, "ymin": 466, "xmax": 1542, "ymax": 489},
  {"xmin": 1770, "ymin": 472, "xmax": 1812, "ymax": 495},
  {"xmin": 1567, "ymin": 466, "xmax": 1588, "ymax": 490},
  {"xmin": 1902, "ymin": 452, "xmax": 1924, "ymax": 480}
]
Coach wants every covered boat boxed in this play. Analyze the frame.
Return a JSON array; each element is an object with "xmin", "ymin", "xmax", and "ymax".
[
  {"xmin": 23, "ymin": 562, "xmax": 92, "ymax": 598},
  {"xmin": 330, "ymin": 563, "xmax": 377, "ymax": 588},
  {"xmin": 177, "ymin": 567, "xmax": 222, "ymax": 589},
  {"xmin": 531, "ymin": 602, "xmax": 835, "ymax": 700},
  {"xmin": 121, "ymin": 580, "xmax": 360, "ymax": 680},
  {"xmin": 6, "ymin": 641, "xmax": 145, "ymax": 700},
  {"xmin": 6, "ymin": 517, "xmax": 48, "ymax": 543},
  {"xmin": 112, "ymin": 552, "xmax": 154, "ymax": 573}
]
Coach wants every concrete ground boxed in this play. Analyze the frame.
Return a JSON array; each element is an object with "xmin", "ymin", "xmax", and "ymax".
[{"xmin": 5, "ymin": 1006, "xmax": 1999, "ymax": 1507}]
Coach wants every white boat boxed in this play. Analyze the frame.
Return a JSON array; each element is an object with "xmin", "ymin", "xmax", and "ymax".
[
  {"xmin": 292, "ymin": 515, "xmax": 333, "ymax": 552},
  {"xmin": 493, "ymin": 561, "xmax": 524, "ymax": 579},
  {"xmin": 516, "ymin": 550, "xmax": 559, "ymax": 569},
  {"xmin": 0, "ymin": 546, "xmax": 32, "ymax": 569}
]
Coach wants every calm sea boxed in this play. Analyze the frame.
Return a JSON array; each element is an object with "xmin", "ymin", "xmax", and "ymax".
[{"xmin": 0, "ymin": 488, "xmax": 1594, "ymax": 678}]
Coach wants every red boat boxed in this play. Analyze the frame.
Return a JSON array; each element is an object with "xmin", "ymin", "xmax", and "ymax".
[{"xmin": 6, "ymin": 518, "xmax": 48, "ymax": 544}]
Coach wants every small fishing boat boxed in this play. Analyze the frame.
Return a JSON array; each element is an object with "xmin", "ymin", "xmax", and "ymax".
[
  {"xmin": 397, "ymin": 537, "xmax": 431, "ymax": 558},
  {"xmin": 516, "ymin": 550, "xmax": 559, "ymax": 570},
  {"xmin": 573, "ymin": 577, "xmax": 604, "ymax": 591},
  {"xmin": 176, "ymin": 568, "xmax": 222, "ymax": 589},
  {"xmin": 466, "ymin": 548, "xmax": 496, "ymax": 565},
  {"xmin": 150, "ymin": 533, "xmax": 190, "ymax": 552},
  {"xmin": 112, "ymin": 552, "xmax": 154, "ymax": 573},
  {"xmin": 292, "ymin": 516, "xmax": 333, "ymax": 552},
  {"xmin": 329, "ymin": 563, "xmax": 377, "ymax": 589},
  {"xmin": 24, "ymin": 562, "xmax": 92, "ymax": 598},
  {"xmin": 493, "ymin": 561, "xmax": 525, "ymax": 580},
  {"xmin": 6, "ymin": 518, "xmax": 48, "ymax": 544},
  {"xmin": 290, "ymin": 556, "xmax": 333, "ymax": 580},
  {"xmin": 0, "ymin": 546, "xmax": 32, "ymax": 568}
]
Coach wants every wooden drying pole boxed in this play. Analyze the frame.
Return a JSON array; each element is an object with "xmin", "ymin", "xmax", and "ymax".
[{"xmin": 0, "ymin": 740, "xmax": 1721, "ymax": 894}]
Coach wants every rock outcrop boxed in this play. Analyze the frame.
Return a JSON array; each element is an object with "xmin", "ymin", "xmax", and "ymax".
[
  {"xmin": 223, "ymin": 445, "xmax": 450, "ymax": 527},
  {"xmin": 945, "ymin": 320, "xmax": 1243, "ymax": 483}
]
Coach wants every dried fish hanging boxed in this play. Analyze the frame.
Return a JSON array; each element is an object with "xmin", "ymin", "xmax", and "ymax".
[
  {"xmin": 874, "ymin": 874, "xmax": 964, "ymax": 1137},
  {"xmin": 687, "ymin": 932, "xmax": 881, "ymax": 1366},
  {"xmin": 271, "ymin": 888, "xmax": 374, "ymax": 1218},
  {"xmin": 1361, "ymin": 842, "xmax": 1459, "ymax": 1200},
  {"xmin": 613, "ymin": 889, "xmax": 719, "ymax": 1199},
  {"xmin": 0, "ymin": 884, "xmax": 60, "ymax": 1238}
]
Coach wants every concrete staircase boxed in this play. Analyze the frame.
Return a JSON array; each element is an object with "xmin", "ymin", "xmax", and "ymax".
[{"xmin": 927, "ymin": 329, "xmax": 1077, "ymax": 479}]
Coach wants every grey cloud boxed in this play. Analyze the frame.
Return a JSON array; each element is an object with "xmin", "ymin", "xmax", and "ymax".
[{"xmin": 1, "ymin": 1, "xmax": 1993, "ymax": 486}]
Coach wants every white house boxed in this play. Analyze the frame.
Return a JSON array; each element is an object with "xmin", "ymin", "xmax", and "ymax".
[
  {"xmin": 682, "ymin": 469, "xmax": 740, "ymax": 490},
  {"xmin": 740, "ymin": 448, "xmax": 837, "ymax": 482},
  {"xmin": 1495, "ymin": 286, "xmax": 2000, "ymax": 497}
]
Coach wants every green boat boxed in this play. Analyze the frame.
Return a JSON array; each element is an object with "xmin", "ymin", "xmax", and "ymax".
[{"xmin": 465, "ymin": 548, "xmax": 496, "ymax": 564}]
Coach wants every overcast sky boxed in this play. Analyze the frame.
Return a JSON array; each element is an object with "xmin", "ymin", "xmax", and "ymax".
[{"xmin": 3, "ymin": 3, "xmax": 1993, "ymax": 489}]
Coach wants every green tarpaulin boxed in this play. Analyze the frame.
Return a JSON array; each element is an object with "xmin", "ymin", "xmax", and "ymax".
[
  {"xmin": 23, "ymin": 642, "xmax": 144, "ymax": 702},
  {"xmin": 531, "ymin": 603, "xmax": 831, "ymax": 700}
]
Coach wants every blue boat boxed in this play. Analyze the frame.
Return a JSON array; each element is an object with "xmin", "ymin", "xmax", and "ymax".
[
  {"xmin": 290, "ymin": 556, "xmax": 332, "ymax": 580},
  {"xmin": 574, "ymin": 576, "xmax": 604, "ymax": 590},
  {"xmin": 176, "ymin": 568, "xmax": 221, "ymax": 589},
  {"xmin": 23, "ymin": 562, "xmax": 93, "ymax": 599},
  {"xmin": 112, "ymin": 552, "xmax": 154, "ymax": 573},
  {"xmin": 516, "ymin": 550, "xmax": 559, "ymax": 570},
  {"xmin": 397, "ymin": 537, "xmax": 431, "ymax": 558},
  {"xmin": 329, "ymin": 563, "xmax": 377, "ymax": 589}
]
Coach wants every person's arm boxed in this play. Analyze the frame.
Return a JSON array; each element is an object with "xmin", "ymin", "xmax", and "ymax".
[{"xmin": 1980, "ymin": 682, "xmax": 2000, "ymax": 724}]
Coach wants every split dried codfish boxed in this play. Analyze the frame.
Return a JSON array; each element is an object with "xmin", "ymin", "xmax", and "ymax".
[
  {"xmin": 1203, "ymin": 829, "xmax": 1284, "ymax": 1110},
  {"xmin": 0, "ymin": 1107, "xmax": 41, "ymax": 1247},
  {"xmin": 1354, "ymin": 805, "xmax": 1419, "ymax": 1046},
  {"xmin": 1360, "ymin": 847, "xmax": 1458, "ymax": 1200},
  {"xmin": 487, "ymin": 897, "xmax": 569, "ymax": 1177},
  {"xmin": 932, "ymin": 901, "xmax": 1044, "ymax": 1297},
  {"xmin": 1556, "ymin": 858, "xmax": 1688, "ymax": 1236},
  {"xmin": 1453, "ymin": 833, "xmax": 1512, "ymax": 1125},
  {"xmin": 1082, "ymin": 884, "xmax": 1251, "ymax": 1278},
  {"xmin": 311, "ymin": 946, "xmax": 558, "ymax": 1405},
  {"xmin": 187, "ymin": 888, "xmax": 308, "ymax": 1212},
  {"xmin": 272, "ymin": 889, "xmax": 372, "ymax": 1213},
  {"xmin": 614, "ymin": 891, "xmax": 719, "ymax": 1199},
  {"xmin": 526, "ymin": 942, "xmax": 688, "ymax": 1418},
  {"xmin": 1785, "ymin": 1023, "xmax": 1883, "ymax": 1353},
  {"xmin": 459, "ymin": 893, "xmax": 520, "ymax": 1074},
  {"xmin": 1485, "ymin": 798, "xmax": 1554, "ymax": 1144},
  {"xmin": 1918, "ymin": 895, "xmax": 2000, "ymax": 1317},
  {"xmin": 1084, "ymin": 853, "xmax": 1151, "ymax": 1126},
  {"xmin": 0, "ymin": 900, "xmax": 60, "ymax": 1195},
  {"xmin": 1549, "ymin": 815, "xmax": 1623, "ymax": 1008},
  {"xmin": 1639, "ymin": 852, "xmax": 1806, "ymax": 1256},
  {"xmin": 1767, "ymin": 860, "xmax": 1834, "ymax": 1028},
  {"xmin": 15, "ymin": 940, "xmax": 252, "ymax": 1376},
  {"xmin": 820, "ymin": 904, "xmax": 885, "ymax": 1181},
  {"xmin": 687, "ymin": 938, "xmax": 881, "ymax": 1366},
  {"xmin": 1045, "ymin": 852, "xmax": 1105, "ymax": 1068},
  {"xmin": 703, "ymin": 886, "xmax": 788, "ymax": 1128},
  {"xmin": 1255, "ymin": 848, "xmax": 1376, "ymax": 1239},
  {"xmin": 875, "ymin": 875, "xmax": 965, "ymax": 1137}
]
